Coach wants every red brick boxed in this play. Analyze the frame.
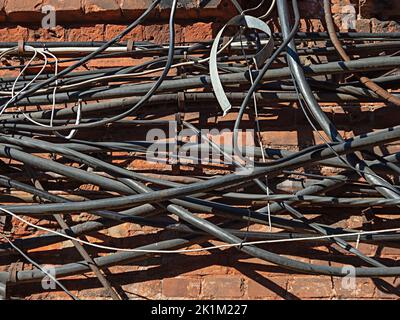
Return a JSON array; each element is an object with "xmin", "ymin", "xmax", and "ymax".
[
  {"xmin": 83, "ymin": 0, "xmax": 121, "ymax": 21},
  {"xmin": 162, "ymin": 277, "xmax": 201, "ymax": 298},
  {"xmin": 373, "ymin": 277, "xmax": 400, "ymax": 299},
  {"xmin": 122, "ymin": 280, "xmax": 161, "ymax": 300},
  {"xmin": 28, "ymin": 26, "xmax": 65, "ymax": 42},
  {"xmin": 197, "ymin": 0, "xmax": 238, "ymax": 20},
  {"xmin": 4, "ymin": 0, "xmax": 43, "ymax": 22},
  {"xmin": 184, "ymin": 23, "xmax": 215, "ymax": 42},
  {"xmin": 202, "ymin": 276, "xmax": 244, "ymax": 299},
  {"xmin": 380, "ymin": 246, "xmax": 400, "ymax": 257},
  {"xmin": 288, "ymin": 277, "xmax": 334, "ymax": 298},
  {"xmin": 0, "ymin": 26, "xmax": 29, "ymax": 42},
  {"xmin": 161, "ymin": 253, "xmax": 229, "ymax": 277},
  {"xmin": 67, "ymin": 25, "xmax": 105, "ymax": 42},
  {"xmin": 142, "ymin": 24, "xmax": 184, "ymax": 44},
  {"xmin": 5, "ymin": 0, "xmax": 83, "ymax": 23},
  {"xmin": 333, "ymin": 277, "xmax": 375, "ymax": 299},
  {"xmin": 105, "ymin": 24, "xmax": 143, "ymax": 41},
  {"xmin": 43, "ymin": 0, "xmax": 83, "ymax": 22},
  {"xmin": 120, "ymin": 0, "xmax": 155, "ymax": 17},
  {"xmin": 247, "ymin": 277, "xmax": 288, "ymax": 300},
  {"xmin": 121, "ymin": 0, "xmax": 235, "ymax": 21},
  {"xmin": 356, "ymin": 19, "xmax": 371, "ymax": 33}
]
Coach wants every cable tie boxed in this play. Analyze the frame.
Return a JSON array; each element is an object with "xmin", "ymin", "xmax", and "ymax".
[
  {"xmin": 17, "ymin": 40, "xmax": 25, "ymax": 56},
  {"xmin": 126, "ymin": 39, "xmax": 135, "ymax": 52}
]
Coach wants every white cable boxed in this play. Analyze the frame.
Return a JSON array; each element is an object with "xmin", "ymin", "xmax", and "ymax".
[
  {"xmin": 259, "ymin": 0, "xmax": 276, "ymax": 20},
  {"xmin": 0, "ymin": 40, "xmax": 234, "ymax": 98},
  {"xmin": 356, "ymin": 233, "xmax": 361, "ymax": 249},
  {"xmin": 43, "ymin": 49, "xmax": 59, "ymax": 127},
  {"xmin": 1, "ymin": 207, "xmax": 400, "ymax": 254},
  {"xmin": 0, "ymin": 47, "xmax": 39, "ymax": 115},
  {"xmin": 238, "ymin": 26, "xmax": 273, "ymax": 231},
  {"xmin": 54, "ymin": 99, "xmax": 82, "ymax": 140},
  {"xmin": 0, "ymin": 46, "xmax": 49, "ymax": 119}
]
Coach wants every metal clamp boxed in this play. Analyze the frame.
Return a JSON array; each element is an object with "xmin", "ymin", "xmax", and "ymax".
[
  {"xmin": 9, "ymin": 262, "xmax": 23, "ymax": 284},
  {"xmin": 18, "ymin": 40, "xmax": 25, "ymax": 56},
  {"xmin": 126, "ymin": 39, "xmax": 135, "ymax": 52}
]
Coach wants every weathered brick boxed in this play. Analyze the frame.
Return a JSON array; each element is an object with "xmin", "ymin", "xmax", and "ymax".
[
  {"xmin": 356, "ymin": 19, "xmax": 371, "ymax": 32},
  {"xmin": 122, "ymin": 280, "xmax": 162, "ymax": 300},
  {"xmin": 183, "ymin": 22, "xmax": 215, "ymax": 42},
  {"xmin": 142, "ymin": 23, "xmax": 184, "ymax": 44},
  {"xmin": 288, "ymin": 277, "xmax": 333, "ymax": 298},
  {"xmin": 43, "ymin": 0, "xmax": 83, "ymax": 22},
  {"xmin": 5, "ymin": 0, "xmax": 83, "ymax": 23},
  {"xmin": 4, "ymin": 0, "xmax": 43, "ymax": 22},
  {"xmin": 379, "ymin": 245, "xmax": 400, "ymax": 257},
  {"xmin": 374, "ymin": 277, "xmax": 400, "ymax": 299},
  {"xmin": 83, "ymin": 0, "xmax": 121, "ymax": 21},
  {"xmin": 0, "ymin": 26, "xmax": 29, "ymax": 42},
  {"xmin": 247, "ymin": 276, "xmax": 288, "ymax": 300},
  {"xmin": 333, "ymin": 277, "xmax": 375, "ymax": 299},
  {"xmin": 202, "ymin": 276, "xmax": 244, "ymax": 299},
  {"xmin": 105, "ymin": 24, "xmax": 143, "ymax": 42},
  {"xmin": 28, "ymin": 26, "xmax": 65, "ymax": 42},
  {"xmin": 121, "ymin": 0, "xmax": 236, "ymax": 20},
  {"xmin": 67, "ymin": 24, "xmax": 105, "ymax": 42},
  {"xmin": 162, "ymin": 277, "xmax": 201, "ymax": 298}
]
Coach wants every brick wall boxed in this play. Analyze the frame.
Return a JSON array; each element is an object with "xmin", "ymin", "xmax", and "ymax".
[{"xmin": 1, "ymin": 0, "xmax": 400, "ymax": 300}]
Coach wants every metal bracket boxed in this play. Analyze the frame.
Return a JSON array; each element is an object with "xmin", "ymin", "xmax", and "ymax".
[
  {"xmin": 126, "ymin": 39, "xmax": 135, "ymax": 52},
  {"xmin": 210, "ymin": 15, "xmax": 274, "ymax": 116},
  {"xmin": 18, "ymin": 40, "xmax": 25, "ymax": 56}
]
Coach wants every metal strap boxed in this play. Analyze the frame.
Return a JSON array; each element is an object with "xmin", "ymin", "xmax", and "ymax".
[{"xmin": 210, "ymin": 15, "xmax": 274, "ymax": 116}]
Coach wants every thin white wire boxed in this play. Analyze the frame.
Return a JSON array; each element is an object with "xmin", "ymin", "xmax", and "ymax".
[
  {"xmin": 356, "ymin": 233, "xmax": 361, "ymax": 249},
  {"xmin": 47, "ymin": 41, "xmax": 235, "ymax": 92},
  {"xmin": 54, "ymin": 99, "xmax": 82, "ymax": 140},
  {"xmin": 0, "ymin": 47, "xmax": 81, "ymax": 134},
  {"xmin": 259, "ymin": 0, "xmax": 276, "ymax": 20},
  {"xmin": 0, "ymin": 46, "xmax": 49, "ymax": 120},
  {"xmin": 43, "ymin": 49, "xmax": 59, "ymax": 128},
  {"xmin": 0, "ymin": 47, "xmax": 38, "ymax": 115},
  {"xmin": 4, "ymin": 40, "xmax": 234, "ymax": 96},
  {"xmin": 238, "ymin": 26, "xmax": 273, "ymax": 231},
  {"xmin": 14, "ymin": 50, "xmax": 59, "ymax": 128},
  {"xmin": 1, "ymin": 207, "xmax": 400, "ymax": 254},
  {"xmin": 242, "ymin": 0, "xmax": 276, "ymax": 20}
]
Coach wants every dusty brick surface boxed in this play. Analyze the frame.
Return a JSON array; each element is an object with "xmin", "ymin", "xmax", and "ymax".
[
  {"xmin": 247, "ymin": 276, "xmax": 289, "ymax": 300},
  {"xmin": 288, "ymin": 277, "xmax": 334, "ymax": 299},
  {"xmin": 333, "ymin": 277, "xmax": 376, "ymax": 299},
  {"xmin": 83, "ymin": 0, "xmax": 122, "ymax": 21},
  {"xmin": 122, "ymin": 280, "xmax": 162, "ymax": 300},
  {"xmin": 67, "ymin": 24, "xmax": 105, "ymax": 42},
  {"xmin": 162, "ymin": 277, "xmax": 201, "ymax": 298},
  {"xmin": 4, "ymin": 0, "xmax": 43, "ymax": 22},
  {"xmin": 202, "ymin": 276, "xmax": 245, "ymax": 299}
]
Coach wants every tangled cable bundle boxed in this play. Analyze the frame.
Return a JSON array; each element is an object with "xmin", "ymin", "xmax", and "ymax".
[{"xmin": 0, "ymin": 0, "xmax": 400, "ymax": 300}]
